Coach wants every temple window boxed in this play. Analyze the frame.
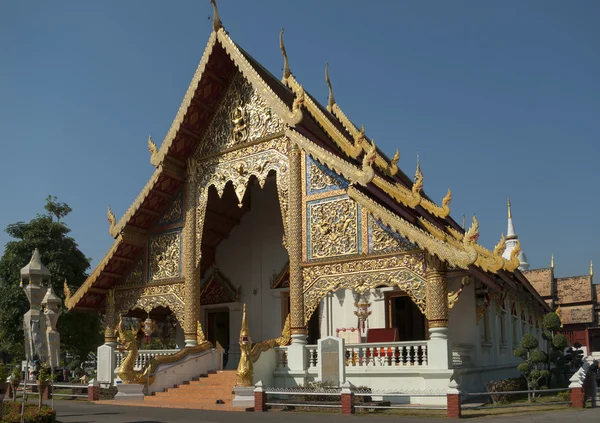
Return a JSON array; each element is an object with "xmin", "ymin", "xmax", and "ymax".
[
  {"xmin": 511, "ymin": 303, "xmax": 518, "ymax": 345},
  {"xmin": 482, "ymin": 308, "xmax": 491, "ymax": 345}
]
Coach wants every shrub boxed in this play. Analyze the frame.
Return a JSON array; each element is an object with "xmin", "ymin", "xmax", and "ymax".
[
  {"xmin": 0, "ymin": 403, "xmax": 56, "ymax": 423},
  {"xmin": 485, "ymin": 377, "xmax": 526, "ymax": 404}
]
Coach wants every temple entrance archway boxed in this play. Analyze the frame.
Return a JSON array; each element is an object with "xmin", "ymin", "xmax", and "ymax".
[
  {"xmin": 385, "ymin": 291, "xmax": 428, "ymax": 341},
  {"xmin": 205, "ymin": 308, "xmax": 230, "ymax": 366}
]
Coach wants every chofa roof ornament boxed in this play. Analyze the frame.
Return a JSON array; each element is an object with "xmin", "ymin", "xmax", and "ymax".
[{"xmin": 210, "ymin": 0, "xmax": 223, "ymax": 33}]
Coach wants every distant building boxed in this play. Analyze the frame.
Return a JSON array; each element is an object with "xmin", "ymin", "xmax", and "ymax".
[{"xmin": 506, "ymin": 201, "xmax": 599, "ymax": 354}]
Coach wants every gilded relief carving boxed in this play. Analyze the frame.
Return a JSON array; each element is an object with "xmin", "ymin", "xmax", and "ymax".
[
  {"xmin": 306, "ymin": 157, "xmax": 348, "ymax": 195},
  {"xmin": 368, "ymin": 214, "xmax": 417, "ymax": 254},
  {"xmin": 158, "ymin": 192, "xmax": 183, "ymax": 225},
  {"xmin": 302, "ymin": 253, "xmax": 426, "ymax": 323},
  {"xmin": 308, "ymin": 196, "xmax": 359, "ymax": 260},
  {"xmin": 191, "ymin": 138, "xmax": 290, "ymax": 264},
  {"xmin": 149, "ymin": 231, "xmax": 181, "ymax": 281},
  {"xmin": 116, "ymin": 283, "xmax": 185, "ymax": 327},
  {"xmin": 195, "ymin": 73, "xmax": 285, "ymax": 157},
  {"xmin": 124, "ymin": 257, "xmax": 144, "ymax": 285}
]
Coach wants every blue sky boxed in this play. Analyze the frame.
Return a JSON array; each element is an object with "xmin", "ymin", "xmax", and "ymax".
[{"xmin": 0, "ymin": 1, "xmax": 598, "ymax": 279}]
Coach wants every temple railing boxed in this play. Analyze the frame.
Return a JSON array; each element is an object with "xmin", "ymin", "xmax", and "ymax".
[
  {"xmin": 115, "ymin": 349, "xmax": 180, "ymax": 371},
  {"xmin": 274, "ymin": 341, "xmax": 429, "ymax": 370}
]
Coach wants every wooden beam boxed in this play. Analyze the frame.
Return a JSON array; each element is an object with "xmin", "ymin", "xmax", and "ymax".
[
  {"xmin": 150, "ymin": 189, "xmax": 171, "ymax": 200},
  {"xmin": 204, "ymin": 68, "xmax": 229, "ymax": 86},
  {"xmin": 179, "ymin": 126, "xmax": 202, "ymax": 142},
  {"xmin": 89, "ymin": 287, "xmax": 109, "ymax": 294},
  {"xmin": 113, "ymin": 256, "xmax": 135, "ymax": 264},
  {"xmin": 122, "ymin": 229, "xmax": 147, "ymax": 247},
  {"xmin": 191, "ymin": 97, "xmax": 216, "ymax": 112},
  {"xmin": 101, "ymin": 271, "xmax": 123, "ymax": 279},
  {"xmin": 205, "ymin": 227, "xmax": 230, "ymax": 238},
  {"xmin": 139, "ymin": 207, "xmax": 160, "ymax": 217},
  {"xmin": 163, "ymin": 161, "xmax": 186, "ymax": 182},
  {"xmin": 468, "ymin": 265, "xmax": 502, "ymax": 292}
]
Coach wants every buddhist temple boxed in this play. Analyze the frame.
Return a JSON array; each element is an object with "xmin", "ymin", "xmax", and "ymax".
[{"xmin": 66, "ymin": 2, "xmax": 554, "ymax": 407}]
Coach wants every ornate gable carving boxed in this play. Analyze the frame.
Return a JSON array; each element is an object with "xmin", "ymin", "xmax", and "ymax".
[
  {"xmin": 368, "ymin": 214, "xmax": 417, "ymax": 254},
  {"xmin": 306, "ymin": 156, "xmax": 348, "ymax": 195},
  {"xmin": 158, "ymin": 191, "xmax": 183, "ymax": 226},
  {"xmin": 200, "ymin": 268, "xmax": 238, "ymax": 305},
  {"xmin": 148, "ymin": 230, "xmax": 182, "ymax": 281},
  {"xmin": 195, "ymin": 73, "xmax": 285, "ymax": 158},
  {"xmin": 123, "ymin": 256, "xmax": 144, "ymax": 286},
  {"xmin": 307, "ymin": 195, "xmax": 360, "ymax": 260}
]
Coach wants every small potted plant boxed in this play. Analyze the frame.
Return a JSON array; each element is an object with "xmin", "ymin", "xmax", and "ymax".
[
  {"xmin": 9, "ymin": 361, "xmax": 22, "ymax": 402},
  {"xmin": 36, "ymin": 363, "xmax": 52, "ymax": 409}
]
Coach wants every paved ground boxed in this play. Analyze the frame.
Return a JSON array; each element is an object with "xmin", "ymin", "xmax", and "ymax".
[{"xmin": 46, "ymin": 400, "xmax": 600, "ymax": 423}]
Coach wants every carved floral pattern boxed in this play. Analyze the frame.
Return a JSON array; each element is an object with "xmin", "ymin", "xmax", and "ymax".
[
  {"xmin": 302, "ymin": 253, "xmax": 427, "ymax": 323},
  {"xmin": 149, "ymin": 231, "xmax": 181, "ymax": 281},
  {"xmin": 158, "ymin": 192, "xmax": 183, "ymax": 225},
  {"xmin": 306, "ymin": 157, "xmax": 347, "ymax": 194},
  {"xmin": 368, "ymin": 214, "xmax": 417, "ymax": 254},
  {"xmin": 124, "ymin": 257, "xmax": 144, "ymax": 285},
  {"xmin": 308, "ymin": 197, "xmax": 359, "ymax": 260},
  {"xmin": 195, "ymin": 73, "xmax": 285, "ymax": 158}
]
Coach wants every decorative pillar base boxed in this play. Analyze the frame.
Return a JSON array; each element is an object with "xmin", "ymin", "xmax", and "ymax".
[
  {"xmin": 232, "ymin": 386, "xmax": 255, "ymax": 408},
  {"xmin": 428, "ymin": 327, "xmax": 451, "ymax": 369},
  {"xmin": 287, "ymin": 334, "xmax": 308, "ymax": 383},
  {"xmin": 115, "ymin": 383, "xmax": 145, "ymax": 401}
]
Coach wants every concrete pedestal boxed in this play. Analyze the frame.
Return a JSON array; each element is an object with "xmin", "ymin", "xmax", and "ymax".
[
  {"xmin": 232, "ymin": 386, "xmax": 255, "ymax": 408},
  {"xmin": 97, "ymin": 343, "xmax": 117, "ymax": 386},
  {"xmin": 114, "ymin": 383, "xmax": 145, "ymax": 401}
]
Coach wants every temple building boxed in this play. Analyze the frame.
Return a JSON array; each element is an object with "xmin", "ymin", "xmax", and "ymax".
[
  {"xmin": 496, "ymin": 199, "xmax": 599, "ymax": 355},
  {"xmin": 66, "ymin": 4, "xmax": 553, "ymax": 406}
]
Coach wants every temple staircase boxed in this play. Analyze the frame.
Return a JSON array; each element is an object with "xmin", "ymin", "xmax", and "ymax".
[{"xmin": 143, "ymin": 370, "xmax": 245, "ymax": 411}]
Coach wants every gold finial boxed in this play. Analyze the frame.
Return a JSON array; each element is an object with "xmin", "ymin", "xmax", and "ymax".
[
  {"xmin": 462, "ymin": 214, "xmax": 466, "ymax": 230},
  {"xmin": 210, "ymin": 0, "xmax": 223, "ymax": 32},
  {"xmin": 107, "ymin": 205, "xmax": 117, "ymax": 236},
  {"xmin": 551, "ymin": 254, "xmax": 554, "ymax": 269},
  {"xmin": 590, "ymin": 260, "xmax": 593, "ymax": 276},
  {"xmin": 507, "ymin": 197, "xmax": 512, "ymax": 219},
  {"xmin": 325, "ymin": 63, "xmax": 336, "ymax": 112},
  {"xmin": 279, "ymin": 28, "xmax": 291, "ymax": 81},
  {"xmin": 148, "ymin": 135, "xmax": 160, "ymax": 167},
  {"xmin": 240, "ymin": 303, "xmax": 250, "ymax": 342},
  {"xmin": 63, "ymin": 279, "xmax": 71, "ymax": 302}
]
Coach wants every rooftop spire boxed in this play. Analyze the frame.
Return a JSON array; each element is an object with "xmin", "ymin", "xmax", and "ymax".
[
  {"xmin": 325, "ymin": 63, "xmax": 336, "ymax": 111},
  {"xmin": 279, "ymin": 28, "xmax": 291, "ymax": 81},
  {"xmin": 210, "ymin": 0, "xmax": 223, "ymax": 32},
  {"xmin": 501, "ymin": 198, "xmax": 529, "ymax": 270},
  {"xmin": 590, "ymin": 260, "xmax": 594, "ymax": 277},
  {"xmin": 551, "ymin": 254, "xmax": 554, "ymax": 269}
]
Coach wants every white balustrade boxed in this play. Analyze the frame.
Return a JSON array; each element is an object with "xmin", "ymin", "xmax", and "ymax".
[
  {"xmin": 115, "ymin": 349, "xmax": 179, "ymax": 371},
  {"xmin": 294, "ymin": 341, "xmax": 429, "ymax": 370},
  {"xmin": 274, "ymin": 346, "xmax": 288, "ymax": 368},
  {"xmin": 345, "ymin": 341, "xmax": 428, "ymax": 367}
]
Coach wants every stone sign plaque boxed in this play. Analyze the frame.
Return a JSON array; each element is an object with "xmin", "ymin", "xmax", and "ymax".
[{"xmin": 318, "ymin": 336, "xmax": 345, "ymax": 387}]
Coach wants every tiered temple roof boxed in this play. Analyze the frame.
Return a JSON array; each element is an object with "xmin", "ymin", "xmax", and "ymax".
[{"xmin": 67, "ymin": 3, "xmax": 550, "ymax": 314}]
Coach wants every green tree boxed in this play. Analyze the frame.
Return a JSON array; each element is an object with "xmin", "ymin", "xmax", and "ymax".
[
  {"xmin": 542, "ymin": 312, "xmax": 570, "ymax": 387},
  {"xmin": 0, "ymin": 196, "xmax": 102, "ymax": 361},
  {"xmin": 514, "ymin": 334, "xmax": 549, "ymax": 401}
]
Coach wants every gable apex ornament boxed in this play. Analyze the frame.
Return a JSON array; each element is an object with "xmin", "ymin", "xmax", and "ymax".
[
  {"xmin": 279, "ymin": 28, "xmax": 291, "ymax": 82},
  {"xmin": 107, "ymin": 206, "xmax": 118, "ymax": 237},
  {"xmin": 210, "ymin": 0, "xmax": 223, "ymax": 32},
  {"xmin": 147, "ymin": 136, "xmax": 160, "ymax": 167},
  {"xmin": 325, "ymin": 63, "xmax": 336, "ymax": 112}
]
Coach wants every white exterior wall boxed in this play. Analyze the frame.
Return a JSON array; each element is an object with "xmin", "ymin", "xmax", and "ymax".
[{"xmin": 201, "ymin": 179, "xmax": 288, "ymax": 366}]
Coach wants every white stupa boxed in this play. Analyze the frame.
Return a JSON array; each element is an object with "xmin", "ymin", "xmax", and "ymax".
[{"xmin": 501, "ymin": 198, "xmax": 530, "ymax": 271}]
